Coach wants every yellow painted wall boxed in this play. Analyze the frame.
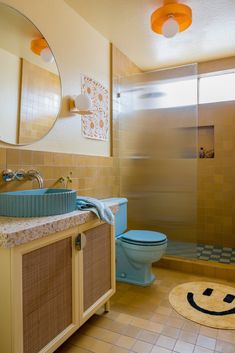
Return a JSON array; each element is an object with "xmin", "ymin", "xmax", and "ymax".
[{"xmin": 0, "ymin": 0, "xmax": 110, "ymax": 156}]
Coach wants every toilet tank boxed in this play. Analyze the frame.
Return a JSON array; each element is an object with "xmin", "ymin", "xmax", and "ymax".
[{"xmin": 102, "ymin": 197, "xmax": 128, "ymax": 237}]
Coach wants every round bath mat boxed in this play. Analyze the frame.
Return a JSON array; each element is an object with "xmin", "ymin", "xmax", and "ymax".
[{"xmin": 169, "ymin": 282, "xmax": 235, "ymax": 329}]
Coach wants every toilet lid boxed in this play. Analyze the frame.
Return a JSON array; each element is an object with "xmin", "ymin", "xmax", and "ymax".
[{"xmin": 121, "ymin": 230, "xmax": 167, "ymax": 246}]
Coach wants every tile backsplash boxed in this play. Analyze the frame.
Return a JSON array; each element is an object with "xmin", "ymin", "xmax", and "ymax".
[{"xmin": 0, "ymin": 148, "xmax": 119, "ymax": 198}]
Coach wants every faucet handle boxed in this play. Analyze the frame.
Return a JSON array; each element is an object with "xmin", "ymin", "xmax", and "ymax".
[
  {"xmin": 15, "ymin": 169, "xmax": 26, "ymax": 181},
  {"xmin": 2, "ymin": 169, "xmax": 15, "ymax": 182}
]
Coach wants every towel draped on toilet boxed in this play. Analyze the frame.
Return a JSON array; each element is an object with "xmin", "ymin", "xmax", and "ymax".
[{"xmin": 76, "ymin": 196, "xmax": 114, "ymax": 225}]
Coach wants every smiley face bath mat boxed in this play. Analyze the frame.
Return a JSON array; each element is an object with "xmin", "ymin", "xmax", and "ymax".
[{"xmin": 169, "ymin": 282, "xmax": 235, "ymax": 329}]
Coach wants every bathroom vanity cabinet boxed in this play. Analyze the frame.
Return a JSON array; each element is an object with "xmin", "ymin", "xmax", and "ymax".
[{"xmin": 0, "ymin": 219, "xmax": 115, "ymax": 353}]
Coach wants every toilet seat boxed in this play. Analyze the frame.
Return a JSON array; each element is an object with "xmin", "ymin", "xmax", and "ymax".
[{"xmin": 120, "ymin": 230, "xmax": 167, "ymax": 246}]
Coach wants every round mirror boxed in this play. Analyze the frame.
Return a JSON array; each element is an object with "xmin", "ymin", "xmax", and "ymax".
[{"xmin": 0, "ymin": 3, "xmax": 62, "ymax": 145}]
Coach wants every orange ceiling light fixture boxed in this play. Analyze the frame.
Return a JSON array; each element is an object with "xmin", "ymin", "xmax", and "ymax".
[
  {"xmin": 151, "ymin": 2, "xmax": 192, "ymax": 38},
  {"xmin": 31, "ymin": 38, "xmax": 54, "ymax": 63},
  {"xmin": 31, "ymin": 38, "xmax": 47, "ymax": 55}
]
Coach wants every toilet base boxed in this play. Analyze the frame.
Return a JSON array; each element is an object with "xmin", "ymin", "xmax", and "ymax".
[
  {"xmin": 116, "ymin": 240, "xmax": 157, "ymax": 286},
  {"xmin": 116, "ymin": 270, "xmax": 156, "ymax": 287}
]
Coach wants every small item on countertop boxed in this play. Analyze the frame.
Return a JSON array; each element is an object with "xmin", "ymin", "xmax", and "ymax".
[
  {"xmin": 199, "ymin": 147, "xmax": 205, "ymax": 158},
  {"xmin": 205, "ymin": 149, "xmax": 214, "ymax": 158}
]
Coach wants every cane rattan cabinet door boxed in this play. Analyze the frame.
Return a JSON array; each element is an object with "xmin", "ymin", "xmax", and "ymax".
[
  {"xmin": 22, "ymin": 237, "xmax": 73, "ymax": 353},
  {"xmin": 83, "ymin": 223, "xmax": 112, "ymax": 312}
]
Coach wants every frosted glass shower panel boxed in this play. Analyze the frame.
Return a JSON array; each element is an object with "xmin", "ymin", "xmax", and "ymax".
[{"xmin": 118, "ymin": 65, "xmax": 198, "ymax": 259}]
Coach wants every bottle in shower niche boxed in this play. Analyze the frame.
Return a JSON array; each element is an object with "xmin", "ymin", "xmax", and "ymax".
[{"xmin": 199, "ymin": 147, "xmax": 205, "ymax": 158}]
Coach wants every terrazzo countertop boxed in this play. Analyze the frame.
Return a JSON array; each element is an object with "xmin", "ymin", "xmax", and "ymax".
[{"xmin": 0, "ymin": 201, "xmax": 118, "ymax": 248}]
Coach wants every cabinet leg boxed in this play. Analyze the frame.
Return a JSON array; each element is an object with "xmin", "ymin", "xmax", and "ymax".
[{"xmin": 104, "ymin": 300, "xmax": 110, "ymax": 312}]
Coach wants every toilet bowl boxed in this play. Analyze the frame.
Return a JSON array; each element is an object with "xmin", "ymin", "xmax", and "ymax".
[{"xmin": 102, "ymin": 198, "xmax": 167, "ymax": 286}]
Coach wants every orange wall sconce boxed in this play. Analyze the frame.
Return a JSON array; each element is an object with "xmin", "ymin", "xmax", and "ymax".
[
  {"xmin": 151, "ymin": 2, "xmax": 192, "ymax": 38},
  {"xmin": 31, "ymin": 38, "xmax": 54, "ymax": 63}
]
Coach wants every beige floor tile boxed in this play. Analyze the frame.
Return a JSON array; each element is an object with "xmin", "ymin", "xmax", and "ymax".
[
  {"xmin": 115, "ymin": 335, "xmax": 136, "ymax": 349},
  {"xmin": 155, "ymin": 306, "xmax": 173, "ymax": 316},
  {"xmin": 55, "ymin": 268, "xmax": 235, "ymax": 353},
  {"xmin": 151, "ymin": 346, "xmax": 172, "ymax": 353},
  {"xmin": 150, "ymin": 313, "xmax": 169, "ymax": 324},
  {"xmin": 132, "ymin": 309, "xmax": 156, "ymax": 320},
  {"xmin": 199, "ymin": 326, "xmax": 218, "ymax": 339},
  {"xmin": 91, "ymin": 317, "xmax": 113, "ymax": 329},
  {"xmin": 174, "ymin": 339, "xmax": 195, "ymax": 353},
  {"xmin": 156, "ymin": 334, "xmax": 176, "ymax": 350},
  {"xmin": 146, "ymin": 321, "xmax": 164, "ymax": 334},
  {"xmin": 196, "ymin": 334, "xmax": 216, "ymax": 350},
  {"xmin": 109, "ymin": 346, "xmax": 130, "ymax": 353},
  {"xmin": 124, "ymin": 325, "xmax": 141, "ymax": 338},
  {"xmin": 161, "ymin": 326, "xmax": 180, "ymax": 339},
  {"xmin": 182, "ymin": 321, "xmax": 200, "ymax": 334},
  {"xmin": 101, "ymin": 330, "xmax": 121, "ymax": 345},
  {"xmin": 95, "ymin": 318, "xmax": 127, "ymax": 334},
  {"xmin": 111, "ymin": 303, "xmax": 133, "ymax": 316},
  {"xmin": 157, "ymin": 299, "xmax": 169, "ymax": 307},
  {"xmin": 103, "ymin": 310, "xmax": 120, "ymax": 321},
  {"xmin": 116, "ymin": 313, "xmax": 134, "ymax": 325},
  {"xmin": 91, "ymin": 339, "xmax": 113, "ymax": 353},
  {"xmin": 166, "ymin": 317, "xmax": 184, "ymax": 329},
  {"xmin": 56, "ymin": 343, "xmax": 91, "ymax": 353},
  {"xmin": 178, "ymin": 330, "xmax": 198, "ymax": 344},
  {"xmin": 217, "ymin": 330, "xmax": 235, "ymax": 344},
  {"xmin": 215, "ymin": 339, "xmax": 235, "ymax": 353},
  {"xmin": 78, "ymin": 324, "xmax": 93, "ymax": 335},
  {"xmin": 83, "ymin": 326, "xmax": 120, "ymax": 344},
  {"xmin": 131, "ymin": 317, "xmax": 149, "ymax": 329},
  {"xmin": 137, "ymin": 329, "xmax": 159, "ymax": 344},
  {"xmin": 193, "ymin": 346, "xmax": 214, "ymax": 353},
  {"xmin": 87, "ymin": 315, "xmax": 108, "ymax": 327},
  {"xmin": 131, "ymin": 339, "xmax": 153, "ymax": 353},
  {"xmin": 170, "ymin": 310, "xmax": 184, "ymax": 319},
  {"xmin": 69, "ymin": 334, "xmax": 96, "ymax": 350}
]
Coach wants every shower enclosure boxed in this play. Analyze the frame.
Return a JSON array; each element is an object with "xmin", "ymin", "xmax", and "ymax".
[
  {"xmin": 114, "ymin": 60, "xmax": 235, "ymax": 265},
  {"xmin": 116, "ymin": 64, "xmax": 199, "ymax": 260}
]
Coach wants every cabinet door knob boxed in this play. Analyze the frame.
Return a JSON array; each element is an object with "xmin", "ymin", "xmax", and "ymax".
[{"xmin": 75, "ymin": 233, "xmax": 86, "ymax": 250}]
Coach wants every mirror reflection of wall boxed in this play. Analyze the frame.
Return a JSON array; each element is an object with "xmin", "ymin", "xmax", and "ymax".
[{"xmin": 0, "ymin": 3, "xmax": 61, "ymax": 145}]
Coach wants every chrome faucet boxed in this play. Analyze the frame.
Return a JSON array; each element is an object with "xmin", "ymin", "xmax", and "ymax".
[
  {"xmin": 2, "ymin": 169, "xmax": 44, "ymax": 188},
  {"xmin": 26, "ymin": 170, "xmax": 44, "ymax": 188}
]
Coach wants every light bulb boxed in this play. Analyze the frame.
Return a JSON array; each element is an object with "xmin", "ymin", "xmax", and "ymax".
[
  {"xmin": 40, "ymin": 47, "xmax": 54, "ymax": 63},
  {"xmin": 162, "ymin": 16, "xmax": 179, "ymax": 38},
  {"xmin": 75, "ymin": 94, "xmax": 92, "ymax": 112}
]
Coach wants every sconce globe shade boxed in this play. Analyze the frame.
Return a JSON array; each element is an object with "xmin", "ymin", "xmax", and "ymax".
[
  {"xmin": 162, "ymin": 17, "xmax": 179, "ymax": 38},
  {"xmin": 75, "ymin": 94, "xmax": 92, "ymax": 112},
  {"xmin": 40, "ymin": 47, "xmax": 54, "ymax": 63}
]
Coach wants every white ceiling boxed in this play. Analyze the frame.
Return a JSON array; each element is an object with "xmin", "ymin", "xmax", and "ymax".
[{"xmin": 65, "ymin": 0, "xmax": 235, "ymax": 71}]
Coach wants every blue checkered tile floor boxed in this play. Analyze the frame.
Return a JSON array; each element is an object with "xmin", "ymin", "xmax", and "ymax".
[
  {"xmin": 197, "ymin": 244, "xmax": 235, "ymax": 264},
  {"xmin": 166, "ymin": 241, "xmax": 235, "ymax": 264}
]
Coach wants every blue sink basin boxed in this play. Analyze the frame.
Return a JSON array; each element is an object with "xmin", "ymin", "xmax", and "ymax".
[{"xmin": 0, "ymin": 188, "xmax": 77, "ymax": 217}]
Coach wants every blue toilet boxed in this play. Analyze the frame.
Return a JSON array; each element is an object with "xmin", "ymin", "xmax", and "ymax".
[{"xmin": 103, "ymin": 198, "xmax": 167, "ymax": 286}]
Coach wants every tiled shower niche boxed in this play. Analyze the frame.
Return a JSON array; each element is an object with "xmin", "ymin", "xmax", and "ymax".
[
  {"xmin": 176, "ymin": 125, "xmax": 214, "ymax": 159},
  {"xmin": 198, "ymin": 125, "xmax": 214, "ymax": 158}
]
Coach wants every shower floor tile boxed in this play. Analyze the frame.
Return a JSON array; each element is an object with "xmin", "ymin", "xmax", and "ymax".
[
  {"xmin": 197, "ymin": 244, "xmax": 235, "ymax": 264},
  {"xmin": 167, "ymin": 241, "xmax": 235, "ymax": 264}
]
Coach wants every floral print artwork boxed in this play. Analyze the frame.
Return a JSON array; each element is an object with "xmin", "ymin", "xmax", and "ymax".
[{"xmin": 81, "ymin": 75, "xmax": 109, "ymax": 141}]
